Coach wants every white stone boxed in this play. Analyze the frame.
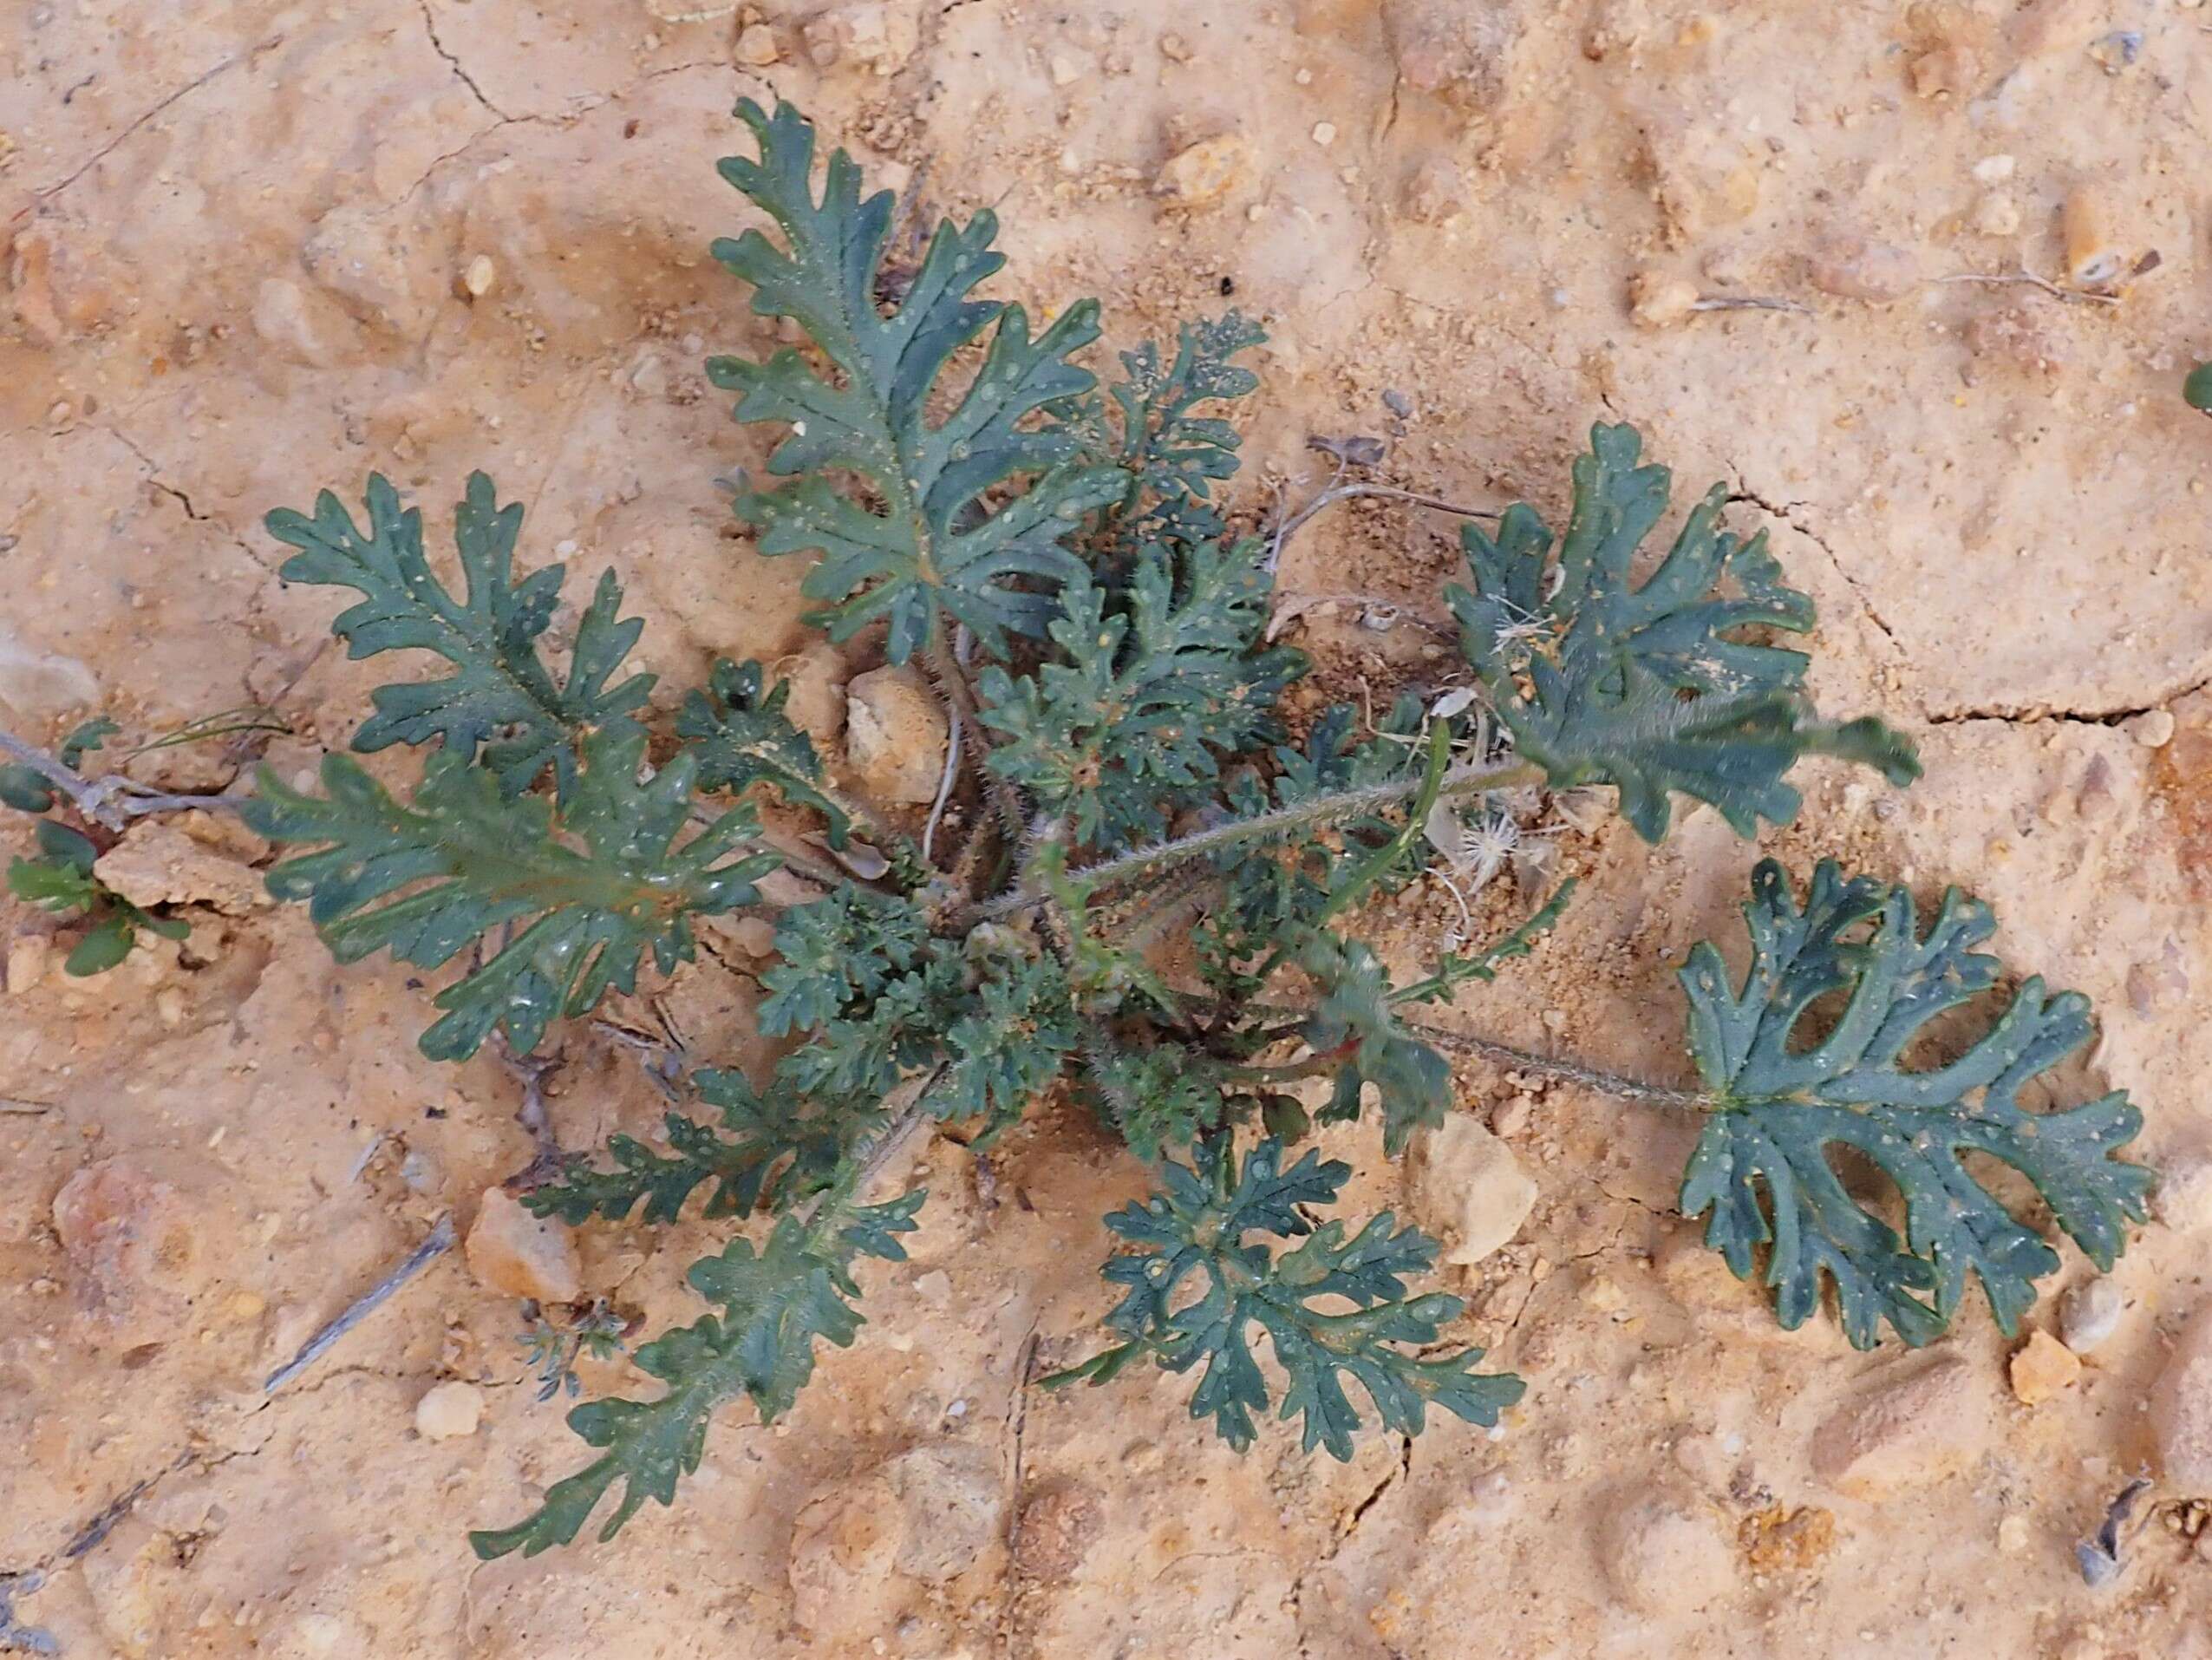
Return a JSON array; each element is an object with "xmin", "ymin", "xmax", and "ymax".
[
  {"xmin": 415, "ymin": 1381, "xmax": 485, "ymax": 1440},
  {"xmin": 1409, "ymin": 1117, "xmax": 1537, "ymax": 1266},
  {"xmin": 2059, "ymin": 1278, "xmax": 2124, "ymax": 1354},
  {"xmin": 843, "ymin": 666, "xmax": 949, "ymax": 805},
  {"xmin": 2151, "ymin": 1302, "xmax": 2212, "ymax": 1490},
  {"xmin": 1596, "ymin": 1491, "xmax": 1736, "ymax": 1614}
]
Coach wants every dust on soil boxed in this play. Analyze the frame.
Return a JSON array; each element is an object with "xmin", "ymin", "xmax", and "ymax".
[{"xmin": 5, "ymin": 1, "xmax": 2212, "ymax": 1655}]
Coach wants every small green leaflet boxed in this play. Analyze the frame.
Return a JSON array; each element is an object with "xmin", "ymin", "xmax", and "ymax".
[
  {"xmin": 675, "ymin": 657, "xmax": 850, "ymax": 845},
  {"xmin": 757, "ymin": 885, "xmax": 931, "ymax": 1036},
  {"xmin": 525, "ymin": 1067, "xmax": 845, "ymax": 1225},
  {"xmin": 265, "ymin": 473, "xmax": 655, "ymax": 799},
  {"xmin": 470, "ymin": 1190, "xmax": 924, "ymax": 1559},
  {"xmin": 247, "ymin": 727, "xmax": 775, "ymax": 1061},
  {"xmin": 1050, "ymin": 310, "xmax": 1268, "ymax": 552},
  {"xmin": 1447, "ymin": 423, "xmax": 1919, "ymax": 842},
  {"xmin": 1050, "ymin": 1137, "xmax": 1522, "ymax": 1459},
  {"xmin": 1679, "ymin": 859, "xmax": 2153, "ymax": 1349},
  {"xmin": 6, "ymin": 820, "xmax": 187, "ymax": 976},
  {"xmin": 979, "ymin": 536, "xmax": 1302, "ymax": 849},
  {"xmin": 707, "ymin": 98, "xmax": 1125, "ymax": 662}
]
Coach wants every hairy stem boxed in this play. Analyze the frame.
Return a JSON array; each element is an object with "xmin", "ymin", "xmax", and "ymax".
[
  {"xmin": 1406, "ymin": 1020, "xmax": 1713, "ymax": 1110},
  {"xmin": 962, "ymin": 756, "xmax": 1545, "ymax": 925}
]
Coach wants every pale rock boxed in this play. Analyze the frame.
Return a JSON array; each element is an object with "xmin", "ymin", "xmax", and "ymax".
[
  {"xmin": 2059, "ymin": 1278, "xmax": 2124, "ymax": 1355},
  {"xmin": 735, "ymin": 23, "xmax": 781, "ymax": 65},
  {"xmin": 803, "ymin": 2, "xmax": 919, "ymax": 75},
  {"xmin": 1596, "ymin": 1490, "xmax": 1736, "ymax": 1614},
  {"xmin": 773, "ymin": 640, "xmax": 851, "ymax": 748},
  {"xmin": 2125, "ymin": 709, "xmax": 2175, "ymax": 748},
  {"xmin": 7, "ymin": 933, "xmax": 49, "ymax": 995},
  {"xmin": 843, "ymin": 666, "xmax": 948, "ymax": 805},
  {"xmin": 1806, "ymin": 233, "xmax": 1923, "ymax": 302},
  {"xmin": 1997, "ymin": 1512, "xmax": 2032, "ymax": 1553},
  {"xmin": 0, "ymin": 624, "xmax": 100, "ymax": 720},
  {"xmin": 1158, "ymin": 32, "xmax": 1193, "ymax": 62},
  {"xmin": 1409, "ymin": 1117, "xmax": 1537, "ymax": 1266},
  {"xmin": 415, "ymin": 1380, "xmax": 485, "ymax": 1439},
  {"xmin": 93, "ymin": 820, "xmax": 266, "ymax": 916},
  {"xmin": 2008, "ymin": 1330, "xmax": 2081, "ymax": 1405},
  {"xmin": 2152, "ymin": 1149, "xmax": 2212, "ymax": 1233},
  {"xmin": 1811, "ymin": 1356, "xmax": 1987, "ymax": 1496},
  {"xmin": 461, "ymin": 254, "xmax": 497, "ymax": 297},
  {"xmin": 1154, "ymin": 134, "xmax": 1255, "ymax": 209},
  {"xmin": 465, "ymin": 1187, "xmax": 581, "ymax": 1304},
  {"xmin": 887, "ymin": 1441, "xmax": 1002, "ymax": 1582},
  {"xmin": 1628, "ymin": 271, "xmax": 1700, "ymax": 329},
  {"xmin": 2150, "ymin": 1302, "xmax": 2212, "ymax": 1489}
]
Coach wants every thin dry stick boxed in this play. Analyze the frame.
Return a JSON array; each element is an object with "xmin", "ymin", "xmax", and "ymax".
[
  {"xmin": 262, "ymin": 1212, "xmax": 458, "ymax": 1394},
  {"xmin": 1269, "ymin": 478, "xmax": 1503, "ymax": 571},
  {"xmin": 494, "ymin": 1036, "xmax": 566, "ymax": 1187},
  {"xmin": 1933, "ymin": 268, "xmax": 2122, "ymax": 308},
  {"xmin": 0, "ymin": 727, "xmax": 245, "ymax": 831}
]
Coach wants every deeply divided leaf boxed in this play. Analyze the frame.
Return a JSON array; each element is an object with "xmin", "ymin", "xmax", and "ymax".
[
  {"xmin": 1054, "ymin": 1137, "xmax": 1523, "ymax": 1458},
  {"xmin": 469, "ymin": 1191, "xmax": 923, "ymax": 1559},
  {"xmin": 978, "ymin": 536, "xmax": 1302, "ymax": 850},
  {"xmin": 525, "ymin": 1067, "xmax": 846, "ymax": 1225},
  {"xmin": 247, "ymin": 727, "xmax": 776, "ymax": 1060},
  {"xmin": 675, "ymin": 657, "xmax": 850, "ymax": 844},
  {"xmin": 708, "ymin": 98, "xmax": 1124, "ymax": 662},
  {"xmin": 265, "ymin": 474, "xmax": 655, "ymax": 799},
  {"xmin": 1679, "ymin": 859, "xmax": 2152, "ymax": 1348},
  {"xmin": 1448, "ymin": 423, "xmax": 1919, "ymax": 841}
]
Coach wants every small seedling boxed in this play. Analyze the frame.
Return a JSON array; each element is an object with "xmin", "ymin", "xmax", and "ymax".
[{"xmin": 5, "ymin": 100, "xmax": 2137, "ymax": 1560}]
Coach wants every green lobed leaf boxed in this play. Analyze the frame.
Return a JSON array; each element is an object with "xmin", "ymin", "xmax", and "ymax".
[
  {"xmin": 707, "ymin": 98, "xmax": 1126, "ymax": 663},
  {"xmin": 1679, "ymin": 859, "xmax": 2154, "ymax": 1349},
  {"xmin": 57, "ymin": 716, "xmax": 119, "ymax": 768},
  {"xmin": 470, "ymin": 1190, "xmax": 924, "ymax": 1559},
  {"xmin": 1057, "ymin": 1137, "xmax": 1522, "ymax": 1459},
  {"xmin": 675, "ymin": 657, "xmax": 850, "ymax": 846},
  {"xmin": 246, "ymin": 726, "xmax": 776, "ymax": 1061},
  {"xmin": 264, "ymin": 473, "xmax": 656, "ymax": 799},
  {"xmin": 1051, "ymin": 310, "xmax": 1267, "ymax": 553},
  {"xmin": 1298, "ymin": 936, "xmax": 1453, "ymax": 1156},
  {"xmin": 756, "ymin": 884, "xmax": 931, "ymax": 1037},
  {"xmin": 525, "ymin": 1067, "xmax": 847, "ymax": 1226},
  {"xmin": 979, "ymin": 536, "xmax": 1302, "ymax": 851},
  {"xmin": 1447, "ymin": 422, "xmax": 1920, "ymax": 842}
]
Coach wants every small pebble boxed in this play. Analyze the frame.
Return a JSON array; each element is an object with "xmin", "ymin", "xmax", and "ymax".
[
  {"xmin": 415, "ymin": 1380, "xmax": 485, "ymax": 1440},
  {"xmin": 461, "ymin": 255, "xmax": 496, "ymax": 298},
  {"xmin": 1311, "ymin": 121, "xmax": 1337, "ymax": 147},
  {"xmin": 2010, "ymin": 1330, "xmax": 2083, "ymax": 1405},
  {"xmin": 2126, "ymin": 709, "xmax": 2175, "ymax": 748},
  {"xmin": 2059, "ymin": 1279, "xmax": 2124, "ymax": 1354},
  {"xmin": 734, "ymin": 23, "xmax": 780, "ymax": 65}
]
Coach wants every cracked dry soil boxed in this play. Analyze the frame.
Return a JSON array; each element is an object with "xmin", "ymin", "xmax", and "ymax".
[{"xmin": 5, "ymin": 1, "xmax": 2212, "ymax": 1656}]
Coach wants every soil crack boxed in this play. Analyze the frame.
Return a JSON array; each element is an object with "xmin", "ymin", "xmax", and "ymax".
[{"xmin": 30, "ymin": 41, "xmax": 275, "ymax": 206}]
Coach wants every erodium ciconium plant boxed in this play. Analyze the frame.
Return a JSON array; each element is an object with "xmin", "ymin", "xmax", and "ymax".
[{"xmin": 3, "ymin": 100, "xmax": 2147, "ymax": 1559}]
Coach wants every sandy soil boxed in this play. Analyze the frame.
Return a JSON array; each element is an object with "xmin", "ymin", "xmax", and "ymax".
[{"xmin": 4, "ymin": 0, "xmax": 2212, "ymax": 1654}]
